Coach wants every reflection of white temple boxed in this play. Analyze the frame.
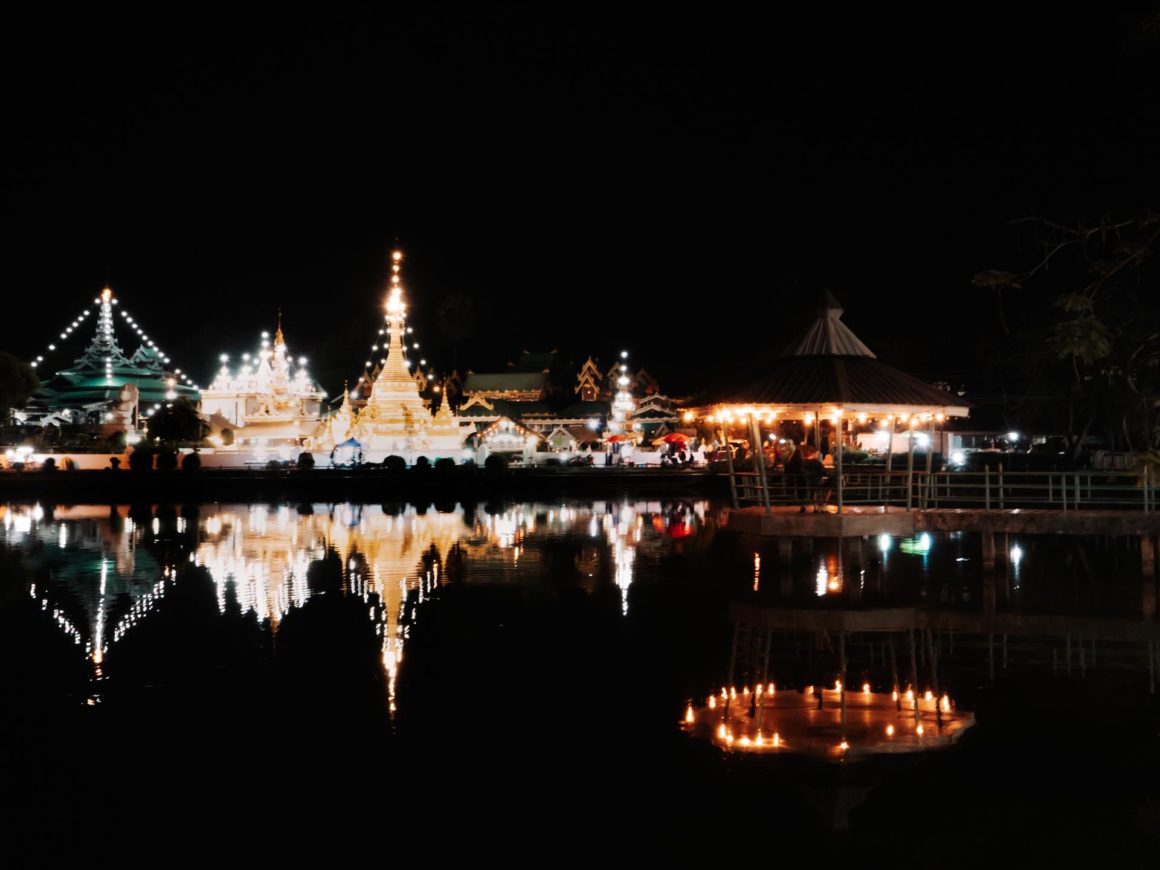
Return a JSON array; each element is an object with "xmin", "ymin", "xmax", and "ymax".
[
  {"xmin": 319, "ymin": 250, "xmax": 469, "ymax": 464},
  {"xmin": 200, "ymin": 318, "xmax": 326, "ymax": 461}
]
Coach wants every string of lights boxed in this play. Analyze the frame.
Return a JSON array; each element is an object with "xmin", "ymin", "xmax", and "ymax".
[
  {"xmin": 27, "ymin": 287, "xmax": 199, "ymax": 390},
  {"xmin": 352, "ymin": 249, "xmax": 438, "ymax": 399}
]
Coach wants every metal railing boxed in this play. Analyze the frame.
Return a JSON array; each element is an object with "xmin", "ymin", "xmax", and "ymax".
[{"xmin": 730, "ymin": 465, "xmax": 1156, "ymax": 512}]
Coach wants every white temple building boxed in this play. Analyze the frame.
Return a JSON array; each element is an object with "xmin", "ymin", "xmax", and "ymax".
[
  {"xmin": 319, "ymin": 249, "xmax": 469, "ymax": 464},
  {"xmin": 199, "ymin": 318, "xmax": 326, "ymax": 462}
]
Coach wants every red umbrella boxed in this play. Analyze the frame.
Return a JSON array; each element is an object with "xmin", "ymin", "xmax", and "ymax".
[
  {"xmin": 606, "ymin": 434, "xmax": 627, "ymax": 443},
  {"xmin": 662, "ymin": 432, "xmax": 691, "ymax": 443}
]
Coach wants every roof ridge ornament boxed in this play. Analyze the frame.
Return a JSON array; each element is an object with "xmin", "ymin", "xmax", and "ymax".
[{"xmin": 782, "ymin": 291, "xmax": 876, "ymax": 358}]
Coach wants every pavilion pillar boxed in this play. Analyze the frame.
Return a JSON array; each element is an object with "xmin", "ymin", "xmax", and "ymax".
[
  {"xmin": 749, "ymin": 415, "xmax": 770, "ymax": 513},
  {"xmin": 923, "ymin": 418, "xmax": 937, "ymax": 508},
  {"xmin": 836, "ymin": 416, "xmax": 844, "ymax": 514},
  {"xmin": 884, "ymin": 416, "xmax": 895, "ymax": 472},
  {"xmin": 905, "ymin": 422, "xmax": 916, "ymax": 510},
  {"xmin": 722, "ymin": 427, "xmax": 738, "ymax": 509}
]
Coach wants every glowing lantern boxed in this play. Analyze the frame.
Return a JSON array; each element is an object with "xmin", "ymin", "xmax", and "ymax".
[
  {"xmin": 685, "ymin": 705, "xmax": 695, "ymax": 724},
  {"xmin": 891, "ymin": 689, "xmax": 899, "ymax": 702},
  {"xmin": 717, "ymin": 723, "xmax": 727, "ymax": 739},
  {"xmin": 772, "ymin": 733, "xmax": 780, "ymax": 748},
  {"xmin": 834, "ymin": 679, "xmax": 842, "ymax": 693},
  {"xmin": 708, "ymin": 696, "xmax": 717, "ymax": 710},
  {"xmin": 940, "ymin": 694, "xmax": 951, "ymax": 713},
  {"xmin": 916, "ymin": 724, "xmax": 925, "ymax": 736},
  {"xmin": 886, "ymin": 725, "xmax": 895, "ymax": 737},
  {"xmin": 862, "ymin": 682, "xmax": 871, "ymax": 695},
  {"xmin": 839, "ymin": 740, "xmax": 849, "ymax": 752},
  {"xmin": 924, "ymin": 690, "xmax": 934, "ymax": 703},
  {"xmin": 743, "ymin": 686, "xmax": 750, "ymax": 696},
  {"xmin": 767, "ymin": 682, "xmax": 775, "ymax": 695}
]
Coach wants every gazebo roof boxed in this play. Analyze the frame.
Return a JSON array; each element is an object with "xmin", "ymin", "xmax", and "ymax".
[
  {"xmin": 722, "ymin": 355, "xmax": 967, "ymax": 415},
  {"xmin": 716, "ymin": 294, "xmax": 968, "ymax": 417}
]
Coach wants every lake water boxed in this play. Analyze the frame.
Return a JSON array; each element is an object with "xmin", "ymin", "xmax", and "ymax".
[{"xmin": 1, "ymin": 499, "xmax": 1157, "ymax": 864}]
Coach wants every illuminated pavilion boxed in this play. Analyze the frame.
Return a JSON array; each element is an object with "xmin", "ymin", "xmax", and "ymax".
[{"xmin": 701, "ymin": 292, "xmax": 969, "ymax": 509}]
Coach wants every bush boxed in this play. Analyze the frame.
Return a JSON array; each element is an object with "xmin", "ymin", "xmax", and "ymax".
[
  {"xmin": 297, "ymin": 452, "xmax": 315, "ymax": 470},
  {"xmin": 128, "ymin": 448, "xmax": 153, "ymax": 472},
  {"xmin": 155, "ymin": 449, "xmax": 178, "ymax": 471},
  {"xmin": 220, "ymin": 428, "xmax": 234, "ymax": 446},
  {"xmin": 383, "ymin": 455, "xmax": 407, "ymax": 473},
  {"xmin": 182, "ymin": 452, "xmax": 201, "ymax": 471},
  {"xmin": 484, "ymin": 454, "xmax": 509, "ymax": 474},
  {"xmin": 434, "ymin": 457, "xmax": 456, "ymax": 474},
  {"xmin": 41, "ymin": 457, "xmax": 57, "ymax": 472},
  {"xmin": 266, "ymin": 459, "xmax": 282, "ymax": 471},
  {"xmin": 414, "ymin": 455, "xmax": 431, "ymax": 471},
  {"xmin": 109, "ymin": 457, "xmax": 121, "ymax": 471}
]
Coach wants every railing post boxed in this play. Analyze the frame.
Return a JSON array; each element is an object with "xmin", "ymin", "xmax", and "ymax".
[
  {"xmin": 998, "ymin": 462, "xmax": 1004, "ymax": 510},
  {"xmin": 984, "ymin": 465, "xmax": 991, "ymax": 511},
  {"xmin": 1074, "ymin": 473, "xmax": 1080, "ymax": 508}
]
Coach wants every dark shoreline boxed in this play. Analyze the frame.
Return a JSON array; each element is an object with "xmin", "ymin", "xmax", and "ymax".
[{"xmin": 0, "ymin": 466, "xmax": 728, "ymax": 501}]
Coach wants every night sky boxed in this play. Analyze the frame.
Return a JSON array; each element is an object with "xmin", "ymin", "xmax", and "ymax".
[{"xmin": 2, "ymin": 7, "xmax": 1158, "ymax": 400}]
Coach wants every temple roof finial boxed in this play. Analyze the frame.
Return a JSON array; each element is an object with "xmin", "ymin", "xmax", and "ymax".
[{"xmin": 274, "ymin": 308, "xmax": 285, "ymax": 346}]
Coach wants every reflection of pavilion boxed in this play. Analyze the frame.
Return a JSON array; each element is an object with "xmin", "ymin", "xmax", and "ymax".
[{"xmin": 697, "ymin": 599, "xmax": 1160, "ymax": 762}]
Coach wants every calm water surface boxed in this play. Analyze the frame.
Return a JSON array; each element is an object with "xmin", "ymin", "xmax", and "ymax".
[{"xmin": 1, "ymin": 499, "xmax": 1157, "ymax": 864}]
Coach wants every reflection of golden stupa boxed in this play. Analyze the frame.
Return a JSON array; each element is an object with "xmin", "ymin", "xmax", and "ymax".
[
  {"xmin": 195, "ymin": 503, "xmax": 468, "ymax": 710},
  {"xmin": 326, "ymin": 249, "xmax": 468, "ymax": 463}
]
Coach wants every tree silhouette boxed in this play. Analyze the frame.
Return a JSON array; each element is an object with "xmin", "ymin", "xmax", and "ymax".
[
  {"xmin": 0, "ymin": 351, "xmax": 39, "ymax": 419},
  {"xmin": 146, "ymin": 397, "xmax": 209, "ymax": 446}
]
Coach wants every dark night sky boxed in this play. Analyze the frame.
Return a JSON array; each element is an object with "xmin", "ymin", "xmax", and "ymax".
[{"xmin": 2, "ymin": 6, "xmax": 1158, "ymax": 399}]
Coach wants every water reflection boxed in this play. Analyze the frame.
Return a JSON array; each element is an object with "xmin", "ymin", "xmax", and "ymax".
[{"xmin": 0, "ymin": 499, "xmax": 710, "ymax": 710}]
